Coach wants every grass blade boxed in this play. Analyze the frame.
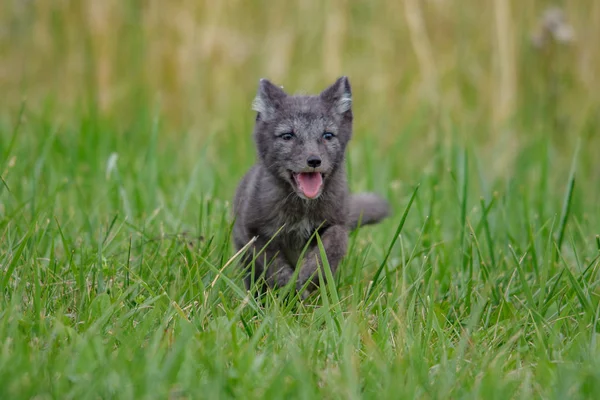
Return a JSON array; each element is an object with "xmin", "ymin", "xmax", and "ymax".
[
  {"xmin": 1, "ymin": 231, "xmax": 30, "ymax": 295},
  {"xmin": 367, "ymin": 184, "xmax": 419, "ymax": 300},
  {"xmin": 556, "ymin": 140, "xmax": 580, "ymax": 258}
]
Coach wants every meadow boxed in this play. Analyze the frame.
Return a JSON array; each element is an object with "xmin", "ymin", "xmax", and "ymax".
[{"xmin": 1, "ymin": 1, "xmax": 600, "ymax": 398}]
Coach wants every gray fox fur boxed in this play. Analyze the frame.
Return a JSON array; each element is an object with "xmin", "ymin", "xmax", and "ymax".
[{"xmin": 233, "ymin": 76, "xmax": 389, "ymax": 298}]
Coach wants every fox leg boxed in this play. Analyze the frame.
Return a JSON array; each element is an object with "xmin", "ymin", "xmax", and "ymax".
[
  {"xmin": 296, "ymin": 225, "xmax": 348, "ymax": 296},
  {"xmin": 241, "ymin": 235, "xmax": 296, "ymax": 292}
]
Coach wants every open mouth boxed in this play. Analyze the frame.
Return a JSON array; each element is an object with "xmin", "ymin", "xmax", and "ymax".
[{"xmin": 291, "ymin": 171, "xmax": 324, "ymax": 199}]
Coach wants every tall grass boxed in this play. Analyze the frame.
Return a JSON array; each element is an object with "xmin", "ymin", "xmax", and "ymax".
[{"xmin": 1, "ymin": 1, "xmax": 600, "ymax": 398}]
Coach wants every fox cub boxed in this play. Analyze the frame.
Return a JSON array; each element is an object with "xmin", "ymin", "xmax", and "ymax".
[{"xmin": 233, "ymin": 76, "xmax": 389, "ymax": 298}]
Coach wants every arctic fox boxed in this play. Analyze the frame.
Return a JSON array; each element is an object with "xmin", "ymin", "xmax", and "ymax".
[{"xmin": 233, "ymin": 76, "xmax": 389, "ymax": 297}]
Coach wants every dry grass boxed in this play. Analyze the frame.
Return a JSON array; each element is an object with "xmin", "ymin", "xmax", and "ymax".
[{"xmin": 1, "ymin": 1, "xmax": 598, "ymax": 133}]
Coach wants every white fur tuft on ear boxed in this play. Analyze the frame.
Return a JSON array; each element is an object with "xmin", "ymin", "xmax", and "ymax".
[
  {"xmin": 251, "ymin": 96, "xmax": 268, "ymax": 114},
  {"xmin": 252, "ymin": 78, "xmax": 286, "ymax": 119},
  {"xmin": 336, "ymin": 92, "xmax": 352, "ymax": 114},
  {"xmin": 320, "ymin": 76, "xmax": 353, "ymax": 115}
]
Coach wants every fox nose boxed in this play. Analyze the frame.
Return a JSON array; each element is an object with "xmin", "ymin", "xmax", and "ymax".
[{"xmin": 306, "ymin": 156, "xmax": 322, "ymax": 168}]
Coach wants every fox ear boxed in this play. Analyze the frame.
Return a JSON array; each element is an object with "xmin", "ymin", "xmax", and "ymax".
[
  {"xmin": 252, "ymin": 79, "xmax": 287, "ymax": 120},
  {"xmin": 320, "ymin": 76, "xmax": 352, "ymax": 115}
]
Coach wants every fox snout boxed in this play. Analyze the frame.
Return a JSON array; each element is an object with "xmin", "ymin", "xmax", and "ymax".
[{"xmin": 306, "ymin": 155, "xmax": 321, "ymax": 168}]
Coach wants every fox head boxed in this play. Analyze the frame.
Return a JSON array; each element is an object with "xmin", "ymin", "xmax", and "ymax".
[{"xmin": 251, "ymin": 76, "xmax": 353, "ymax": 200}]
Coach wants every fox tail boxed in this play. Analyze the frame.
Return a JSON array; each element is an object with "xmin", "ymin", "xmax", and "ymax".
[{"xmin": 347, "ymin": 193, "xmax": 390, "ymax": 230}]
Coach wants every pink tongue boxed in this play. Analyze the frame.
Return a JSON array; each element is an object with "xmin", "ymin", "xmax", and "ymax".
[{"xmin": 296, "ymin": 172, "xmax": 323, "ymax": 198}]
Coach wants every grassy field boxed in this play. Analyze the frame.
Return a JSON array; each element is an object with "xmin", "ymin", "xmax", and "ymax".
[{"xmin": 1, "ymin": 1, "xmax": 600, "ymax": 399}]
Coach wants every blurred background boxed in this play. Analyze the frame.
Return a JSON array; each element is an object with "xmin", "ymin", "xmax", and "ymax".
[
  {"xmin": 1, "ymin": 0, "xmax": 599, "ymax": 198},
  {"xmin": 2, "ymin": 3, "xmax": 600, "ymax": 395}
]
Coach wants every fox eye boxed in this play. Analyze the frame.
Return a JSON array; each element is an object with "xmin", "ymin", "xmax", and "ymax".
[
  {"xmin": 322, "ymin": 132, "xmax": 335, "ymax": 141},
  {"xmin": 279, "ymin": 132, "xmax": 295, "ymax": 141}
]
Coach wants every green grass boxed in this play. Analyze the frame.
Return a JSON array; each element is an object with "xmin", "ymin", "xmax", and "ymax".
[
  {"xmin": 1, "ymin": 101, "xmax": 599, "ymax": 399},
  {"xmin": 1, "ymin": 1, "xmax": 600, "ymax": 398}
]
